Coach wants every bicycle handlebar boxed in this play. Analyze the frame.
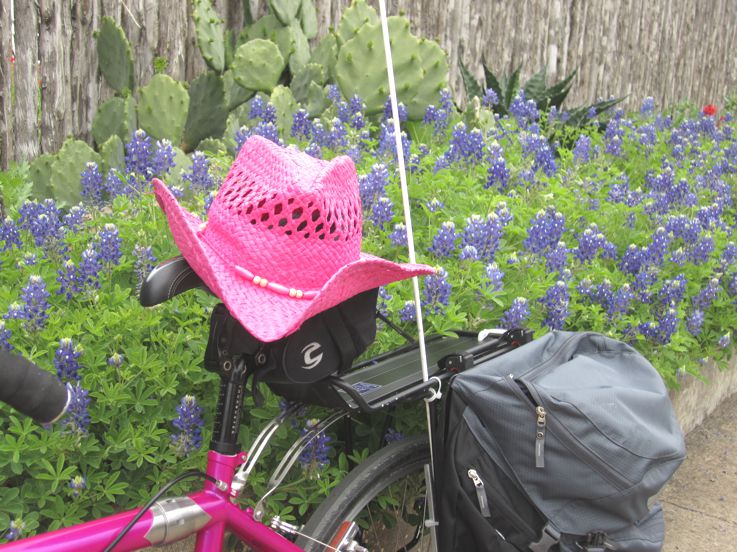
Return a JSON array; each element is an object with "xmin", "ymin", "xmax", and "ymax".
[{"xmin": 0, "ymin": 349, "xmax": 70, "ymax": 424}]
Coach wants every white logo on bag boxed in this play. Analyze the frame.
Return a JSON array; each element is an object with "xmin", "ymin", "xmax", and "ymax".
[{"xmin": 301, "ymin": 342, "xmax": 323, "ymax": 370}]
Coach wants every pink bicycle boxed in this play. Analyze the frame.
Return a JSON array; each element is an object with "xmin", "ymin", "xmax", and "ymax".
[{"xmin": 0, "ymin": 256, "xmax": 527, "ymax": 552}]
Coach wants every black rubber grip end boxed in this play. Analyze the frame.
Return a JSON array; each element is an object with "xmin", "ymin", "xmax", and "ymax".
[{"xmin": 0, "ymin": 349, "xmax": 69, "ymax": 424}]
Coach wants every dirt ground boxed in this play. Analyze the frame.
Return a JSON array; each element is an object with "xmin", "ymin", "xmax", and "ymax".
[{"xmin": 661, "ymin": 392, "xmax": 737, "ymax": 551}]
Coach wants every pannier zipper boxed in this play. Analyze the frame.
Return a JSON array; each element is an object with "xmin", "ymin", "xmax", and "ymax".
[
  {"xmin": 535, "ymin": 406, "xmax": 546, "ymax": 468},
  {"xmin": 518, "ymin": 333, "xmax": 582, "ymax": 381},
  {"xmin": 467, "ymin": 468, "xmax": 492, "ymax": 517}
]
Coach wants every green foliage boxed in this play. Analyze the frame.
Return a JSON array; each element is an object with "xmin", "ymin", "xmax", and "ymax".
[
  {"xmin": 49, "ymin": 140, "xmax": 102, "ymax": 207},
  {"xmin": 136, "ymin": 75, "xmax": 189, "ymax": 144},
  {"xmin": 182, "ymin": 72, "xmax": 228, "ymax": 153},
  {"xmin": 298, "ymin": 0, "xmax": 318, "ymax": 39},
  {"xmin": 153, "ymin": 56, "xmax": 168, "ymax": 75},
  {"xmin": 231, "ymin": 39, "xmax": 286, "ymax": 93},
  {"xmin": 28, "ymin": 155, "xmax": 55, "ymax": 201},
  {"xmin": 193, "ymin": 0, "xmax": 226, "ymax": 73},
  {"xmin": 99, "ymin": 135, "xmax": 125, "ymax": 174},
  {"xmin": 91, "ymin": 97, "xmax": 136, "ymax": 147},
  {"xmin": 0, "ymin": 164, "xmax": 32, "ymax": 214},
  {"xmin": 269, "ymin": 85, "xmax": 299, "ymax": 136},
  {"xmin": 336, "ymin": 0, "xmax": 378, "ymax": 46},
  {"xmin": 291, "ymin": 63, "xmax": 327, "ymax": 105},
  {"xmin": 95, "ymin": 17, "xmax": 134, "ymax": 94}
]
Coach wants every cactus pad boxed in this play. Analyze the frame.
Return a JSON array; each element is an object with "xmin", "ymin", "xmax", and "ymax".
[
  {"xmin": 269, "ymin": 85, "xmax": 299, "ymax": 136},
  {"xmin": 224, "ymin": 69, "xmax": 255, "ymax": 111},
  {"xmin": 50, "ymin": 139, "xmax": 102, "ymax": 207},
  {"xmin": 305, "ymin": 82, "xmax": 329, "ymax": 117},
  {"xmin": 99, "ymin": 135, "xmax": 125, "ymax": 173},
  {"xmin": 193, "ymin": 0, "xmax": 226, "ymax": 73},
  {"xmin": 288, "ymin": 23, "xmax": 311, "ymax": 74},
  {"xmin": 335, "ymin": 16, "xmax": 422, "ymax": 116},
  {"xmin": 183, "ymin": 72, "xmax": 228, "ymax": 153},
  {"xmin": 291, "ymin": 62, "xmax": 326, "ymax": 103},
  {"xmin": 310, "ymin": 33, "xmax": 338, "ymax": 82},
  {"xmin": 197, "ymin": 138, "xmax": 228, "ymax": 155},
  {"xmin": 336, "ymin": 0, "xmax": 378, "ymax": 45},
  {"xmin": 299, "ymin": 0, "xmax": 318, "ymax": 39},
  {"xmin": 137, "ymin": 74, "xmax": 189, "ymax": 144},
  {"xmin": 95, "ymin": 16, "xmax": 134, "ymax": 94},
  {"xmin": 29, "ymin": 154, "xmax": 55, "ymax": 200},
  {"xmin": 91, "ymin": 96, "xmax": 136, "ymax": 146},
  {"xmin": 232, "ymin": 39, "xmax": 285, "ymax": 93},
  {"xmin": 269, "ymin": 0, "xmax": 301, "ymax": 25},
  {"xmin": 406, "ymin": 38, "xmax": 449, "ymax": 120}
]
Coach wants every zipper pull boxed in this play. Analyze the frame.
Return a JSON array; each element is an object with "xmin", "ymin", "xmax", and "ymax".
[
  {"xmin": 535, "ymin": 406, "xmax": 546, "ymax": 468},
  {"xmin": 467, "ymin": 469, "xmax": 491, "ymax": 517}
]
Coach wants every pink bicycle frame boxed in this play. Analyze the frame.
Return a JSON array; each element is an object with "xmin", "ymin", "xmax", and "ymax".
[{"xmin": 1, "ymin": 451, "xmax": 304, "ymax": 552}]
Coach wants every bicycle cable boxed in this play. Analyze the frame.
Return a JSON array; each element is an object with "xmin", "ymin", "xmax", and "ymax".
[{"xmin": 103, "ymin": 469, "xmax": 217, "ymax": 552}]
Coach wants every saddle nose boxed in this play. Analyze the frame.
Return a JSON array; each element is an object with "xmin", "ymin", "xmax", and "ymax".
[{"xmin": 139, "ymin": 255, "xmax": 211, "ymax": 307}]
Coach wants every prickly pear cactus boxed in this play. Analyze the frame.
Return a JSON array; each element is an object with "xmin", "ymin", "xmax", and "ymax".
[
  {"xmin": 288, "ymin": 22, "xmax": 311, "ymax": 74},
  {"xmin": 29, "ymin": 154, "xmax": 55, "ymax": 200},
  {"xmin": 291, "ymin": 62, "xmax": 326, "ymax": 104},
  {"xmin": 269, "ymin": 0, "xmax": 301, "ymax": 25},
  {"xmin": 242, "ymin": 14, "xmax": 282, "ymax": 44},
  {"xmin": 335, "ymin": 16, "xmax": 423, "ymax": 116},
  {"xmin": 310, "ymin": 34, "xmax": 338, "ymax": 83},
  {"xmin": 231, "ymin": 39, "xmax": 285, "ymax": 93},
  {"xmin": 336, "ymin": 0, "xmax": 378, "ymax": 46},
  {"xmin": 299, "ymin": 0, "xmax": 318, "ymax": 39},
  {"xmin": 406, "ymin": 38, "xmax": 449, "ymax": 120},
  {"xmin": 270, "ymin": 85, "xmax": 298, "ymax": 136},
  {"xmin": 136, "ymin": 75, "xmax": 189, "ymax": 144},
  {"xmin": 305, "ymin": 82, "xmax": 329, "ymax": 117},
  {"xmin": 50, "ymin": 139, "xmax": 102, "ymax": 207},
  {"xmin": 193, "ymin": 0, "xmax": 226, "ymax": 73},
  {"xmin": 91, "ymin": 96, "xmax": 136, "ymax": 147},
  {"xmin": 99, "ymin": 135, "xmax": 125, "ymax": 173},
  {"xmin": 95, "ymin": 16, "xmax": 134, "ymax": 94},
  {"xmin": 183, "ymin": 72, "xmax": 228, "ymax": 153},
  {"xmin": 224, "ymin": 69, "xmax": 255, "ymax": 111},
  {"xmin": 197, "ymin": 138, "xmax": 228, "ymax": 155}
]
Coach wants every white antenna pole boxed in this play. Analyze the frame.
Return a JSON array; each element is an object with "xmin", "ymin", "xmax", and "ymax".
[{"xmin": 377, "ymin": 0, "xmax": 438, "ymax": 481}]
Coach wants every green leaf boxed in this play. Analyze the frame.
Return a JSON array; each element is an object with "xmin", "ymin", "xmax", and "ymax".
[
  {"xmin": 458, "ymin": 57, "xmax": 483, "ymax": 101},
  {"xmin": 523, "ymin": 67, "xmax": 547, "ymax": 105}
]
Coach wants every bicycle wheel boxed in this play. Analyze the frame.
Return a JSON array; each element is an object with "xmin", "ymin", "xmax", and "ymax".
[{"xmin": 296, "ymin": 435, "xmax": 433, "ymax": 552}]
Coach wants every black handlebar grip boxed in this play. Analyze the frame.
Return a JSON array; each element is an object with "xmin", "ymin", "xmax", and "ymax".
[{"xmin": 0, "ymin": 349, "xmax": 70, "ymax": 424}]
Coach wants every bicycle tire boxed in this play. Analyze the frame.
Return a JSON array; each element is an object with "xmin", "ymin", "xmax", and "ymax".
[{"xmin": 296, "ymin": 435, "xmax": 433, "ymax": 552}]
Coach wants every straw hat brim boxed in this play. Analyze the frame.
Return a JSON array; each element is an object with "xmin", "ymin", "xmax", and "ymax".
[{"xmin": 153, "ymin": 179, "xmax": 435, "ymax": 342}]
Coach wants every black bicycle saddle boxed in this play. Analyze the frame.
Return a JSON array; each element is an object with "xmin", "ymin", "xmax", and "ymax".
[{"xmin": 139, "ymin": 255, "xmax": 211, "ymax": 307}]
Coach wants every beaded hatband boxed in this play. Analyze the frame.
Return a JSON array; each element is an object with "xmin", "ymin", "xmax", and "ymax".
[{"xmin": 234, "ymin": 265, "xmax": 318, "ymax": 300}]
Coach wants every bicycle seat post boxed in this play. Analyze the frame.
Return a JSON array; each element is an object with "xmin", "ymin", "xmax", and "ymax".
[{"xmin": 210, "ymin": 356, "xmax": 250, "ymax": 455}]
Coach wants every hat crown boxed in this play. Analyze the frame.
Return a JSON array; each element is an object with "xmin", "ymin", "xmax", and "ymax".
[{"xmin": 204, "ymin": 137, "xmax": 363, "ymax": 289}]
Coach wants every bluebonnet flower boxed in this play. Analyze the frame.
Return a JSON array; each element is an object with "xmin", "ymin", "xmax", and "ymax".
[
  {"xmin": 291, "ymin": 109, "xmax": 313, "ymax": 140},
  {"xmin": 57, "ymin": 259, "xmax": 80, "ymax": 300},
  {"xmin": 133, "ymin": 244, "xmax": 157, "ymax": 292},
  {"xmin": 310, "ymin": 121, "xmax": 328, "ymax": 148},
  {"xmin": 520, "ymin": 132, "xmax": 556, "ymax": 176},
  {"xmin": 62, "ymin": 384, "xmax": 91, "ymax": 436},
  {"xmin": 572, "ymin": 135, "xmax": 592, "ymax": 164},
  {"xmin": 509, "ymin": 91, "xmax": 539, "ymax": 125},
  {"xmin": 539, "ymin": 281, "xmax": 570, "ymax": 330},
  {"xmin": 63, "ymin": 206, "xmax": 87, "ymax": 232},
  {"xmin": 0, "ymin": 321, "xmax": 13, "ymax": 351},
  {"xmin": 669, "ymin": 247, "xmax": 688, "ymax": 266},
  {"xmin": 384, "ymin": 427, "xmax": 405, "ymax": 443},
  {"xmin": 326, "ymin": 84, "xmax": 341, "ymax": 104},
  {"xmin": 68, "ymin": 475, "xmax": 87, "ymax": 498},
  {"xmin": 55, "ymin": 338, "xmax": 83, "ymax": 383},
  {"xmin": 325, "ymin": 117, "xmax": 348, "ymax": 150},
  {"xmin": 235, "ymin": 125, "xmax": 251, "ymax": 152},
  {"xmin": 718, "ymin": 333, "xmax": 731, "ymax": 349},
  {"xmin": 485, "ymin": 142, "xmax": 510, "ymax": 191},
  {"xmin": 500, "ymin": 297, "xmax": 530, "ymax": 329},
  {"xmin": 608, "ymin": 284, "xmax": 635, "ymax": 318},
  {"xmin": 484, "ymin": 263, "xmax": 504, "ymax": 291},
  {"xmin": 639, "ymin": 308, "xmax": 679, "ymax": 345},
  {"xmin": 604, "ymin": 116, "xmax": 625, "ymax": 156},
  {"xmin": 4, "ymin": 518, "xmax": 25, "ymax": 541},
  {"xmin": 459, "ymin": 245, "xmax": 480, "ymax": 261},
  {"xmin": 640, "ymin": 96, "xmax": 655, "ymax": 115},
  {"xmin": 690, "ymin": 234, "xmax": 715, "ymax": 265},
  {"xmin": 657, "ymin": 275, "xmax": 687, "ymax": 307},
  {"xmin": 104, "ymin": 169, "xmax": 127, "ymax": 198},
  {"xmin": 377, "ymin": 287, "xmax": 392, "ymax": 317},
  {"xmin": 171, "ymin": 395, "xmax": 205, "ymax": 457},
  {"xmin": 298, "ymin": 418, "xmax": 332, "ymax": 471},
  {"xmin": 97, "ymin": 223, "xmax": 122, "ymax": 267},
  {"xmin": 575, "ymin": 223, "xmax": 617, "ymax": 262},
  {"xmin": 80, "ymin": 162, "xmax": 105, "ymax": 206},
  {"xmin": 18, "ymin": 252, "xmax": 37, "ymax": 267},
  {"xmin": 423, "ymin": 89, "xmax": 453, "ymax": 135},
  {"xmin": 437, "ymin": 123, "xmax": 485, "ymax": 167},
  {"xmin": 370, "ymin": 197, "xmax": 394, "ymax": 230},
  {"xmin": 524, "ymin": 208, "xmax": 566, "ymax": 254},
  {"xmin": 305, "ymin": 142, "xmax": 322, "ymax": 159},
  {"xmin": 399, "ymin": 300, "xmax": 417, "ymax": 322},
  {"xmin": 388, "ymin": 223, "xmax": 407, "ymax": 247},
  {"xmin": 19, "ymin": 199, "xmax": 65, "ymax": 250},
  {"xmin": 107, "ymin": 353, "xmax": 125, "ymax": 368},
  {"xmin": 545, "ymin": 241, "xmax": 570, "ymax": 274},
  {"xmin": 377, "ymin": 121, "xmax": 411, "ymax": 161},
  {"xmin": 203, "ymin": 191, "xmax": 216, "ymax": 216},
  {"xmin": 125, "ymin": 129, "xmax": 154, "ymax": 176},
  {"xmin": 429, "ymin": 221, "xmax": 457, "ymax": 258},
  {"xmin": 347, "ymin": 95, "xmax": 366, "ymax": 129},
  {"xmin": 664, "ymin": 214, "xmax": 700, "ymax": 244},
  {"xmin": 1, "ymin": 216, "xmax": 22, "ymax": 251},
  {"xmin": 619, "ymin": 244, "xmax": 646, "ymax": 275},
  {"xmin": 692, "ymin": 278, "xmax": 720, "ymax": 311},
  {"xmin": 6, "ymin": 275, "xmax": 51, "ymax": 332},
  {"xmin": 422, "ymin": 268, "xmax": 452, "ymax": 314},
  {"xmin": 182, "ymin": 151, "xmax": 215, "ymax": 193},
  {"xmin": 686, "ymin": 309, "xmax": 705, "ymax": 336},
  {"xmin": 643, "ymin": 227, "xmax": 671, "ymax": 267},
  {"xmin": 482, "ymin": 88, "xmax": 499, "ymax": 108},
  {"xmin": 78, "ymin": 246, "xmax": 102, "ymax": 293},
  {"xmin": 383, "ymin": 97, "xmax": 408, "ymax": 122},
  {"xmin": 426, "ymin": 198, "xmax": 444, "ymax": 213},
  {"xmin": 461, "ymin": 213, "xmax": 505, "ymax": 263},
  {"xmin": 151, "ymin": 139, "xmax": 176, "ymax": 177},
  {"xmin": 638, "ymin": 124, "xmax": 657, "ymax": 148},
  {"xmin": 249, "ymin": 96, "xmax": 276, "ymax": 124},
  {"xmin": 722, "ymin": 242, "xmax": 737, "ymax": 268},
  {"xmin": 358, "ymin": 163, "xmax": 390, "ymax": 210}
]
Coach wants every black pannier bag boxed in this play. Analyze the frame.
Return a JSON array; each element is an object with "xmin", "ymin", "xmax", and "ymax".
[
  {"xmin": 437, "ymin": 331, "xmax": 686, "ymax": 552},
  {"xmin": 204, "ymin": 288, "xmax": 378, "ymax": 405}
]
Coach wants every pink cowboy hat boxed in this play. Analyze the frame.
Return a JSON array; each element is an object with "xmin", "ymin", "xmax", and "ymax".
[{"xmin": 153, "ymin": 135, "xmax": 434, "ymax": 342}]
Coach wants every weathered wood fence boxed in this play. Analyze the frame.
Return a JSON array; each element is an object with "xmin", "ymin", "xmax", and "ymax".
[{"xmin": 1, "ymin": 0, "xmax": 736, "ymax": 169}]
